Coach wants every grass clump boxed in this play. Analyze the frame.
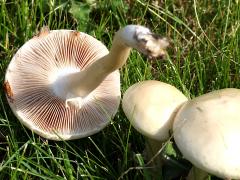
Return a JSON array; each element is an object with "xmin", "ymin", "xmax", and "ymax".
[{"xmin": 0, "ymin": 0, "xmax": 240, "ymax": 179}]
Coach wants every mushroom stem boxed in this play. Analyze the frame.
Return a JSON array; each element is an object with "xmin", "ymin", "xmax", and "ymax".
[
  {"xmin": 52, "ymin": 25, "xmax": 169, "ymax": 107},
  {"xmin": 144, "ymin": 138, "xmax": 164, "ymax": 178},
  {"xmin": 63, "ymin": 33, "xmax": 131, "ymax": 98},
  {"xmin": 187, "ymin": 168, "xmax": 233, "ymax": 180},
  {"xmin": 186, "ymin": 167, "xmax": 209, "ymax": 180}
]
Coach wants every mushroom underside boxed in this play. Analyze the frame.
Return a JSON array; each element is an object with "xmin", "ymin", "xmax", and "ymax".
[{"xmin": 5, "ymin": 30, "xmax": 121, "ymax": 140}]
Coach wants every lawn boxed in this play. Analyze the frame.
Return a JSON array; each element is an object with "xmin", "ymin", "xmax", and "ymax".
[{"xmin": 0, "ymin": 0, "xmax": 239, "ymax": 179}]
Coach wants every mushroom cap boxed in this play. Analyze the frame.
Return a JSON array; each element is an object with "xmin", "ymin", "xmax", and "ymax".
[
  {"xmin": 173, "ymin": 88, "xmax": 240, "ymax": 179},
  {"xmin": 4, "ymin": 29, "xmax": 120, "ymax": 140},
  {"xmin": 122, "ymin": 80, "xmax": 188, "ymax": 141}
]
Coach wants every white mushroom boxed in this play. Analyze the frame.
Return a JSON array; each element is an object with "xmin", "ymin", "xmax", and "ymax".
[
  {"xmin": 122, "ymin": 80, "xmax": 188, "ymax": 176},
  {"xmin": 4, "ymin": 25, "xmax": 169, "ymax": 140},
  {"xmin": 173, "ymin": 88, "xmax": 240, "ymax": 179}
]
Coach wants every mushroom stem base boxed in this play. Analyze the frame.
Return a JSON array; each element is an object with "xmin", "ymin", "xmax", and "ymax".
[
  {"xmin": 186, "ymin": 167, "xmax": 209, "ymax": 180},
  {"xmin": 144, "ymin": 138, "xmax": 164, "ymax": 179}
]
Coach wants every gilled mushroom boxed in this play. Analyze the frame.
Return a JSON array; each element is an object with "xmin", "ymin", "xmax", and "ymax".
[
  {"xmin": 4, "ymin": 25, "xmax": 169, "ymax": 140},
  {"xmin": 173, "ymin": 88, "xmax": 240, "ymax": 179},
  {"xmin": 122, "ymin": 80, "xmax": 188, "ymax": 177}
]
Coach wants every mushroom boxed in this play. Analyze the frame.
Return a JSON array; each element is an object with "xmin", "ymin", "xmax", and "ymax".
[
  {"xmin": 4, "ymin": 25, "xmax": 169, "ymax": 140},
  {"xmin": 122, "ymin": 80, "xmax": 188, "ymax": 177},
  {"xmin": 173, "ymin": 88, "xmax": 240, "ymax": 179}
]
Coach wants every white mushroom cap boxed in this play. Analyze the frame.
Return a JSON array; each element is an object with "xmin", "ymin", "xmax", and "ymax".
[
  {"xmin": 4, "ymin": 29, "xmax": 120, "ymax": 140},
  {"xmin": 173, "ymin": 88, "xmax": 240, "ymax": 179},
  {"xmin": 122, "ymin": 80, "xmax": 188, "ymax": 141}
]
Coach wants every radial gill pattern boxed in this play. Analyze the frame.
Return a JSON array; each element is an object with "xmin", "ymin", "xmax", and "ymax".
[{"xmin": 5, "ymin": 30, "xmax": 121, "ymax": 140}]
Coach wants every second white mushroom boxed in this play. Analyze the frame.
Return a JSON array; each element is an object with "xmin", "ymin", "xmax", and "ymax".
[{"xmin": 122, "ymin": 80, "xmax": 188, "ymax": 177}]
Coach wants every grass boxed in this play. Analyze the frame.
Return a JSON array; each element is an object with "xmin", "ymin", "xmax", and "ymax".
[{"xmin": 0, "ymin": 0, "xmax": 240, "ymax": 179}]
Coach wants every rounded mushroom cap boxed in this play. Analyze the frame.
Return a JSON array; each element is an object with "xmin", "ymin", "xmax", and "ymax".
[
  {"xmin": 4, "ymin": 29, "xmax": 120, "ymax": 140},
  {"xmin": 122, "ymin": 80, "xmax": 188, "ymax": 141},
  {"xmin": 173, "ymin": 88, "xmax": 240, "ymax": 179}
]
